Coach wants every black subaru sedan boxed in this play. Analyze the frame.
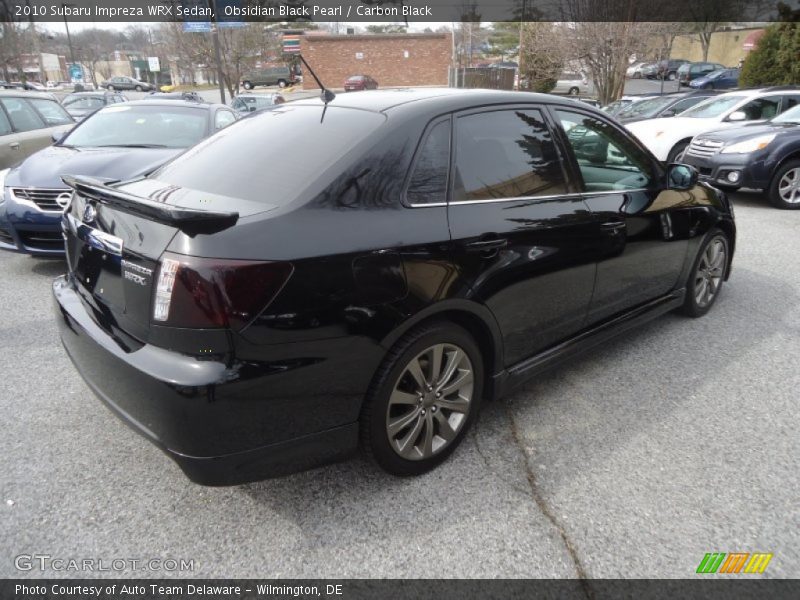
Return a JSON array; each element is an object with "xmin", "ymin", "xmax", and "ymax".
[
  {"xmin": 682, "ymin": 103, "xmax": 800, "ymax": 209},
  {"xmin": 53, "ymin": 89, "xmax": 736, "ymax": 485}
]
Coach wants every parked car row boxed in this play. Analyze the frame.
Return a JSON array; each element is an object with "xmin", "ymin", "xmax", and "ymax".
[
  {"xmin": 624, "ymin": 86, "xmax": 800, "ymax": 208},
  {"xmin": 626, "ymin": 60, "xmax": 739, "ymax": 88}
]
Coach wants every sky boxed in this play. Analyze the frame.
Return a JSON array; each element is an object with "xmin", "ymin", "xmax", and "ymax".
[{"xmin": 37, "ymin": 21, "xmax": 453, "ymax": 34}]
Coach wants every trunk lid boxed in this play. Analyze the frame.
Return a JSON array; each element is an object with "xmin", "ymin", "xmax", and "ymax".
[{"xmin": 62, "ymin": 176, "xmax": 270, "ymax": 341}]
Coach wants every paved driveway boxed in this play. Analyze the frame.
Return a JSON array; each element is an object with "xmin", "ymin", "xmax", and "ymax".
[{"xmin": 0, "ymin": 191, "xmax": 797, "ymax": 579}]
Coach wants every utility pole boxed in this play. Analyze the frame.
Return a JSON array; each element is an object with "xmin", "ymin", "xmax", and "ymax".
[
  {"xmin": 62, "ymin": 3, "xmax": 76, "ymax": 67},
  {"xmin": 208, "ymin": 0, "xmax": 226, "ymax": 103}
]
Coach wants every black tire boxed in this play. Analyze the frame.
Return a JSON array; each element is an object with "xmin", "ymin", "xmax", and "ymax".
[
  {"xmin": 360, "ymin": 321, "xmax": 484, "ymax": 476},
  {"xmin": 679, "ymin": 229, "xmax": 729, "ymax": 318},
  {"xmin": 242, "ymin": 81, "xmax": 253, "ymax": 90},
  {"xmin": 277, "ymin": 79, "xmax": 287, "ymax": 88},
  {"xmin": 568, "ymin": 86, "xmax": 579, "ymax": 96},
  {"xmin": 767, "ymin": 159, "xmax": 800, "ymax": 209},
  {"xmin": 135, "ymin": 85, "xmax": 143, "ymax": 92},
  {"xmin": 667, "ymin": 141, "xmax": 689, "ymax": 164}
]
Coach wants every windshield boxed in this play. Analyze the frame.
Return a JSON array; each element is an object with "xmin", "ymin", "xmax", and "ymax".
[
  {"xmin": 63, "ymin": 95, "xmax": 105, "ymax": 110},
  {"xmin": 706, "ymin": 70, "xmax": 726, "ymax": 80},
  {"xmin": 680, "ymin": 96, "xmax": 745, "ymax": 119},
  {"xmin": 617, "ymin": 96, "xmax": 677, "ymax": 118},
  {"xmin": 773, "ymin": 105, "xmax": 800, "ymax": 124},
  {"xmin": 152, "ymin": 105, "xmax": 385, "ymax": 204},
  {"xmin": 62, "ymin": 105, "xmax": 209, "ymax": 149}
]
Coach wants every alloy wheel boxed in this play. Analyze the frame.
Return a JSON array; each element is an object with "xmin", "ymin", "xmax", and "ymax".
[
  {"xmin": 385, "ymin": 343, "xmax": 473, "ymax": 461},
  {"xmin": 694, "ymin": 238, "xmax": 726, "ymax": 308},
  {"xmin": 777, "ymin": 167, "xmax": 800, "ymax": 204}
]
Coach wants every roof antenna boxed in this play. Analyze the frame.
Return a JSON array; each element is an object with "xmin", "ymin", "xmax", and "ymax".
[{"xmin": 297, "ymin": 53, "xmax": 335, "ymax": 105}]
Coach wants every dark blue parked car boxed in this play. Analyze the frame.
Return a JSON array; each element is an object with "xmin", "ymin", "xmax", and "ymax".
[
  {"xmin": 0, "ymin": 100, "xmax": 237, "ymax": 256},
  {"xmin": 689, "ymin": 68, "xmax": 740, "ymax": 90}
]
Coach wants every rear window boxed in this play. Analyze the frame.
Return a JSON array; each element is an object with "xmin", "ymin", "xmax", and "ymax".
[
  {"xmin": 63, "ymin": 104, "xmax": 209, "ymax": 148},
  {"xmin": 63, "ymin": 95, "xmax": 105, "ymax": 109},
  {"xmin": 152, "ymin": 105, "xmax": 386, "ymax": 204}
]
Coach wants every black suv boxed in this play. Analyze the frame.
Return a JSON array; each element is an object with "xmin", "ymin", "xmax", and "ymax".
[
  {"xmin": 52, "ymin": 89, "xmax": 735, "ymax": 484},
  {"xmin": 682, "ymin": 100, "xmax": 800, "ymax": 209},
  {"xmin": 655, "ymin": 59, "xmax": 689, "ymax": 81}
]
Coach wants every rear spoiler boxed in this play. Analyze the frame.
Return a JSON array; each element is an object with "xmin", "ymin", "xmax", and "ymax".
[{"xmin": 62, "ymin": 175, "xmax": 238, "ymax": 236}]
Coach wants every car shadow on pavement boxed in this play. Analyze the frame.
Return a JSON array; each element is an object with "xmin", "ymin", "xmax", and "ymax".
[{"xmin": 29, "ymin": 258, "xmax": 67, "ymax": 278}]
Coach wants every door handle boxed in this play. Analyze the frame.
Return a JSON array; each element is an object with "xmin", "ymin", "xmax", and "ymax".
[
  {"xmin": 464, "ymin": 237, "xmax": 508, "ymax": 253},
  {"xmin": 600, "ymin": 221, "xmax": 626, "ymax": 234},
  {"xmin": 9, "ymin": 142, "xmax": 20, "ymax": 150}
]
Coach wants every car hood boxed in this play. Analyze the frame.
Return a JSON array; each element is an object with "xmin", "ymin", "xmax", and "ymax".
[
  {"xmin": 694, "ymin": 122, "xmax": 800, "ymax": 143},
  {"xmin": 6, "ymin": 145, "xmax": 182, "ymax": 189},
  {"xmin": 626, "ymin": 116, "xmax": 720, "ymax": 140}
]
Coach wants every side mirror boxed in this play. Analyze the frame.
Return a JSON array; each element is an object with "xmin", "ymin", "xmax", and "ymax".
[
  {"xmin": 728, "ymin": 110, "xmax": 747, "ymax": 122},
  {"xmin": 666, "ymin": 163, "xmax": 698, "ymax": 191},
  {"xmin": 661, "ymin": 109, "xmax": 676, "ymax": 117}
]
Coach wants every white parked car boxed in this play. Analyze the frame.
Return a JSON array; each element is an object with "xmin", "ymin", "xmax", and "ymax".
[
  {"xmin": 626, "ymin": 88, "xmax": 800, "ymax": 162},
  {"xmin": 553, "ymin": 72, "xmax": 589, "ymax": 96}
]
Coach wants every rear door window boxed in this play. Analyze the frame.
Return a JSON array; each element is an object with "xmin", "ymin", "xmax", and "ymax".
[
  {"xmin": 452, "ymin": 108, "xmax": 567, "ymax": 202},
  {"xmin": 406, "ymin": 118, "xmax": 451, "ymax": 205},
  {"xmin": 0, "ymin": 98, "xmax": 45, "ymax": 132}
]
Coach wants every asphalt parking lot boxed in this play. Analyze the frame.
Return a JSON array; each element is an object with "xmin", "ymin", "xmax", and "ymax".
[{"xmin": 0, "ymin": 191, "xmax": 798, "ymax": 580}]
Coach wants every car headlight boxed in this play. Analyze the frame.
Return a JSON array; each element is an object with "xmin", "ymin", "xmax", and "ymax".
[
  {"xmin": 720, "ymin": 134, "xmax": 776, "ymax": 154},
  {"xmin": 0, "ymin": 168, "xmax": 9, "ymax": 206}
]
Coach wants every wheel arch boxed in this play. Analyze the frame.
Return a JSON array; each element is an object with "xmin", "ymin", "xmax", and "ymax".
[
  {"xmin": 714, "ymin": 218, "xmax": 736, "ymax": 280},
  {"xmin": 380, "ymin": 300, "xmax": 504, "ymax": 401}
]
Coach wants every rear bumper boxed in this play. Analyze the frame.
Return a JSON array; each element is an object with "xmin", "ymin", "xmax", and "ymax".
[{"xmin": 52, "ymin": 275, "xmax": 360, "ymax": 485}]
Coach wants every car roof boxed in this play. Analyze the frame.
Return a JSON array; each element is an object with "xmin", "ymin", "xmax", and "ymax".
[
  {"xmin": 291, "ymin": 88, "xmax": 584, "ymax": 115},
  {"xmin": 0, "ymin": 89, "xmax": 58, "ymax": 100},
  {"xmin": 104, "ymin": 99, "xmax": 222, "ymax": 110}
]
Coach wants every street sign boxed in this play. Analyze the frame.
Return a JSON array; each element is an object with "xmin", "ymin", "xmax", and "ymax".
[
  {"xmin": 68, "ymin": 64, "xmax": 82, "ymax": 82},
  {"xmin": 282, "ymin": 34, "xmax": 301, "ymax": 54},
  {"xmin": 148, "ymin": 57, "xmax": 161, "ymax": 72},
  {"xmin": 183, "ymin": 21, "xmax": 211, "ymax": 33}
]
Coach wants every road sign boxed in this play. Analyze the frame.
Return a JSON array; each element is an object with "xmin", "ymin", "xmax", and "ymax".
[
  {"xmin": 68, "ymin": 64, "xmax": 82, "ymax": 82},
  {"xmin": 183, "ymin": 21, "xmax": 211, "ymax": 33},
  {"xmin": 282, "ymin": 34, "xmax": 301, "ymax": 54},
  {"xmin": 148, "ymin": 57, "xmax": 161, "ymax": 72}
]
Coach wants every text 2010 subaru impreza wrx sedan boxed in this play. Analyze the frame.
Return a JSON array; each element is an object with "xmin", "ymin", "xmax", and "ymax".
[{"xmin": 53, "ymin": 89, "xmax": 736, "ymax": 485}]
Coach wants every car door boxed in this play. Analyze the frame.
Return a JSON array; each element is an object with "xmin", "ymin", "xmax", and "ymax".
[
  {"xmin": 0, "ymin": 107, "xmax": 16, "ymax": 168},
  {"xmin": 446, "ymin": 105, "xmax": 599, "ymax": 366},
  {"xmin": 551, "ymin": 107, "xmax": 689, "ymax": 324},
  {"xmin": 0, "ymin": 97, "xmax": 50, "ymax": 166}
]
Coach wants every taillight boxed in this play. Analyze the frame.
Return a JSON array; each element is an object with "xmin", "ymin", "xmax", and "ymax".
[{"xmin": 152, "ymin": 252, "xmax": 292, "ymax": 330}]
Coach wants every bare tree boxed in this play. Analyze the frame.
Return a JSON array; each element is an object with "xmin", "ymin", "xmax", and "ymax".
[{"xmin": 164, "ymin": 23, "xmax": 276, "ymax": 97}]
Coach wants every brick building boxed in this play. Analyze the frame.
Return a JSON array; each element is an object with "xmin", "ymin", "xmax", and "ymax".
[{"xmin": 301, "ymin": 33, "xmax": 452, "ymax": 90}]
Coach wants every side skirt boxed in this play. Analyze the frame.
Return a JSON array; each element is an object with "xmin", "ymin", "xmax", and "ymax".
[{"xmin": 492, "ymin": 289, "xmax": 686, "ymax": 399}]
